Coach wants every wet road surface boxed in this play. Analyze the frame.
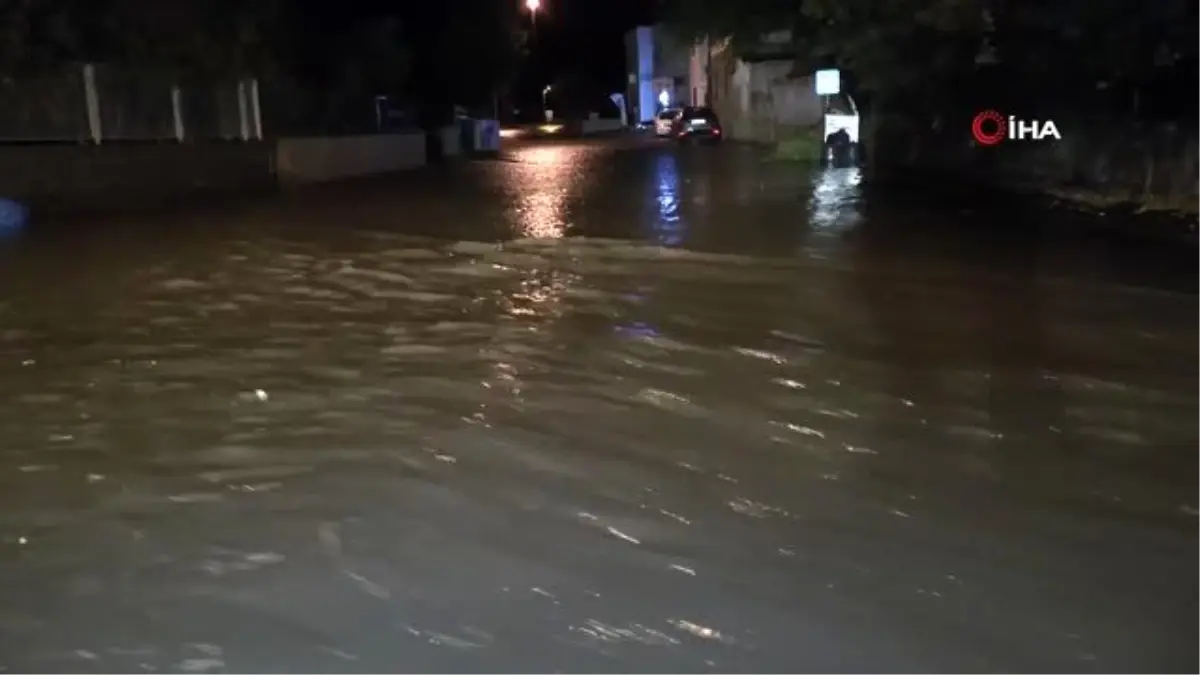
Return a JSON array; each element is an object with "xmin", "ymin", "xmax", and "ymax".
[{"xmin": 0, "ymin": 136, "xmax": 1196, "ymax": 673}]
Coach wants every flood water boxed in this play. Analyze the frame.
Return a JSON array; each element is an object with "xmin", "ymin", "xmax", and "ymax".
[{"xmin": 0, "ymin": 137, "xmax": 1196, "ymax": 673}]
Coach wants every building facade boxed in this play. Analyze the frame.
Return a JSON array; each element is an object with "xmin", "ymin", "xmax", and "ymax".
[
  {"xmin": 686, "ymin": 30, "xmax": 836, "ymax": 143},
  {"xmin": 626, "ymin": 24, "xmax": 849, "ymax": 141},
  {"xmin": 624, "ymin": 25, "xmax": 692, "ymax": 123}
]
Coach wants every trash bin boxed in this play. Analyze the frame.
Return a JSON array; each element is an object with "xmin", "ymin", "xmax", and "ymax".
[
  {"xmin": 474, "ymin": 119, "xmax": 500, "ymax": 154},
  {"xmin": 455, "ymin": 119, "xmax": 500, "ymax": 155},
  {"xmin": 458, "ymin": 117, "xmax": 475, "ymax": 153},
  {"xmin": 0, "ymin": 198, "xmax": 28, "ymax": 235}
]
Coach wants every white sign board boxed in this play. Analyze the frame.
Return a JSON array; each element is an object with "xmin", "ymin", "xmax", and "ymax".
[{"xmin": 814, "ymin": 69, "xmax": 841, "ymax": 96}]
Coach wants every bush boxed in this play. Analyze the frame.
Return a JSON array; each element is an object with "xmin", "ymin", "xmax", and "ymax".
[{"xmin": 772, "ymin": 127, "xmax": 823, "ymax": 162}]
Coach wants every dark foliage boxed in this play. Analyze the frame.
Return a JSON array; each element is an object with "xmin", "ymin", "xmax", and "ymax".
[
  {"xmin": 660, "ymin": 0, "xmax": 1197, "ymax": 121},
  {"xmin": 0, "ymin": 0, "xmax": 526, "ymax": 118}
]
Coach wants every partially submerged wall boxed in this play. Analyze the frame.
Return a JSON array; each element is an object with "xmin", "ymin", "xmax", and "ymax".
[
  {"xmin": 275, "ymin": 132, "xmax": 427, "ymax": 186},
  {"xmin": 0, "ymin": 141, "xmax": 275, "ymax": 212}
]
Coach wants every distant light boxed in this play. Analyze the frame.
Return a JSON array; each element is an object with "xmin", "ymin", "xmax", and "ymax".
[
  {"xmin": 525, "ymin": 0, "xmax": 540, "ymax": 11},
  {"xmin": 499, "ymin": 128, "xmax": 523, "ymax": 138},
  {"xmin": 658, "ymin": 89, "xmax": 670, "ymax": 107},
  {"xmin": 537, "ymin": 124, "xmax": 563, "ymax": 134},
  {"xmin": 814, "ymin": 68, "xmax": 841, "ymax": 96}
]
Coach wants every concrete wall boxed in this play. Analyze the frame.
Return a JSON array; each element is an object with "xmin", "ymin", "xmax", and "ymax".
[
  {"xmin": 0, "ymin": 141, "xmax": 275, "ymax": 211},
  {"xmin": 0, "ymin": 131, "xmax": 451, "ymax": 215},
  {"xmin": 626, "ymin": 25, "xmax": 693, "ymax": 122},
  {"xmin": 275, "ymin": 132, "xmax": 426, "ymax": 186},
  {"xmin": 580, "ymin": 118, "xmax": 624, "ymax": 135},
  {"xmin": 688, "ymin": 40, "xmax": 709, "ymax": 107},
  {"xmin": 709, "ymin": 50, "xmax": 824, "ymax": 144},
  {"xmin": 439, "ymin": 126, "xmax": 462, "ymax": 157},
  {"xmin": 631, "ymin": 27, "xmax": 655, "ymax": 122},
  {"xmin": 653, "ymin": 29, "xmax": 692, "ymax": 83}
]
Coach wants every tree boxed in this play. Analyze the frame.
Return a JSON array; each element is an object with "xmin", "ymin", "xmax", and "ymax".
[
  {"xmin": 340, "ymin": 17, "xmax": 410, "ymax": 99},
  {"xmin": 99, "ymin": 0, "xmax": 280, "ymax": 79},
  {"xmin": 986, "ymin": 0, "xmax": 1197, "ymax": 117},
  {"xmin": 661, "ymin": 0, "xmax": 1195, "ymax": 118},
  {"xmin": 0, "ymin": 0, "xmax": 279, "ymax": 78},
  {"xmin": 408, "ymin": 0, "xmax": 527, "ymax": 114},
  {"xmin": 0, "ymin": 0, "xmax": 96, "ymax": 75},
  {"xmin": 663, "ymin": 0, "xmax": 987, "ymax": 103},
  {"xmin": 547, "ymin": 70, "xmax": 616, "ymax": 117},
  {"xmin": 315, "ymin": 16, "xmax": 410, "ymax": 130}
]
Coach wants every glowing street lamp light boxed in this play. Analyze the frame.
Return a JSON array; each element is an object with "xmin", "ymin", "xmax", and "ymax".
[{"xmin": 525, "ymin": 0, "xmax": 541, "ymax": 40}]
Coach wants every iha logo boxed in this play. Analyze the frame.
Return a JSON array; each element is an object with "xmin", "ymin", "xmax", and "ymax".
[{"xmin": 971, "ymin": 110, "xmax": 1061, "ymax": 145}]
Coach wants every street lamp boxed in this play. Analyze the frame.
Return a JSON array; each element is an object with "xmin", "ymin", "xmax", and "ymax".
[
  {"xmin": 542, "ymin": 85, "xmax": 552, "ymax": 121},
  {"xmin": 525, "ymin": 0, "xmax": 540, "ymax": 40}
]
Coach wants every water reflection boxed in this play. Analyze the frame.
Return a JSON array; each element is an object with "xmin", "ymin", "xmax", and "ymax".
[
  {"xmin": 498, "ymin": 270, "xmax": 575, "ymax": 321},
  {"xmin": 510, "ymin": 145, "xmax": 571, "ymax": 239},
  {"xmin": 481, "ymin": 262, "xmax": 580, "ymax": 423},
  {"xmin": 615, "ymin": 321, "xmax": 660, "ymax": 340},
  {"xmin": 0, "ymin": 143, "xmax": 1195, "ymax": 673},
  {"xmin": 651, "ymin": 153, "xmax": 685, "ymax": 247},
  {"xmin": 809, "ymin": 167, "xmax": 863, "ymax": 233}
]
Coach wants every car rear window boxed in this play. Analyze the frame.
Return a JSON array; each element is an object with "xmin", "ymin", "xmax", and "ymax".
[{"xmin": 684, "ymin": 107, "xmax": 717, "ymax": 120}]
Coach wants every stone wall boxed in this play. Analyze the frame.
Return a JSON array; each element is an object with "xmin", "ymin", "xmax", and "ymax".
[
  {"xmin": 1012, "ymin": 122, "xmax": 1196, "ymax": 213},
  {"xmin": 871, "ymin": 114, "xmax": 1199, "ymax": 214}
]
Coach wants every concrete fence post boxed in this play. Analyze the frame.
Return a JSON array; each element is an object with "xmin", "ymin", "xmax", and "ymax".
[
  {"xmin": 236, "ymin": 79, "xmax": 250, "ymax": 141},
  {"xmin": 248, "ymin": 78, "xmax": 263, "ymax": 140},
  {"xmin": 171, "ymin": 85, "xmax": 186, "ymax": 142},
  {"xmin": 82, "ymin": 63, "xmax": 103, "ymax": 144}
]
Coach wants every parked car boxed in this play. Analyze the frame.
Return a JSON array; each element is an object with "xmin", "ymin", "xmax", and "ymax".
[
  {"xmin": 654, "ymin": 108, "xmax": 682, "ymax": 137},
  {"xmin": 671, "ymin": 107, "xmax": 722, "ymax": 143}
]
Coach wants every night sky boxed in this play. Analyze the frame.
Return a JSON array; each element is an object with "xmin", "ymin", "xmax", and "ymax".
[
  {"xmin": 292, "ymin": 0, "xmax": 656, "ymax": 111},
  {"xmin": 512, "ymin": 0, "xmax": 657, "ymax": 104}
]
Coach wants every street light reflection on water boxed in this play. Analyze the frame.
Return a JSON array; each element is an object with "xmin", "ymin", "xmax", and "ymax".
[
  {"xmin": 495, "ymin": 142, "xmax": 679, "ymax": 378},
  {"xmin": 809, "ymin": 167, "xmax": 863, "ymax": 233},
  {"xmin": 480, "ymin": 143, "xmax": 587, "ymax": 424},
  {"xmin": 652, "ymin": 153, "xmax": 685, "ymax": 247},
  {"xmin": 0, "ymin": 134, "xmax": 1195, "ymax": 675},
  {"xmin": 510, "ymin": 145, "xmax": 571, "ymax": 239},
  {"xmin": 477, "ymin": 267, "xmax": 578, "ymax": 426}
]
